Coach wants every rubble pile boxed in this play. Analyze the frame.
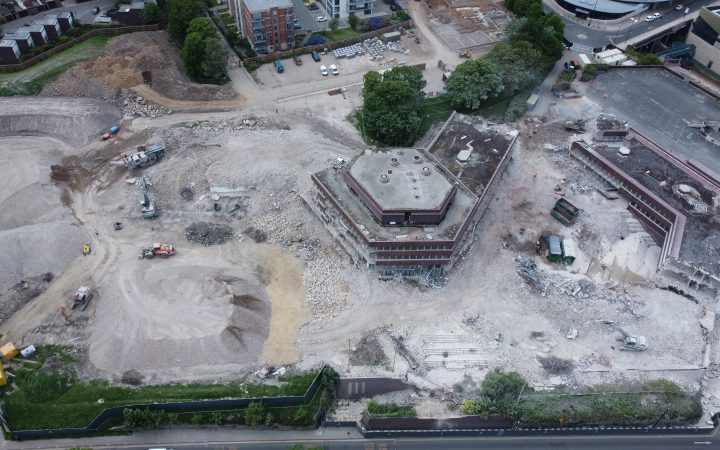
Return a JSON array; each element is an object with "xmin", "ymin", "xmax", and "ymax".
[
  {"xmin": 303, "ymin": 251, "xmax": 347, "ymax": 321},
  {"xmin": 188, "ymin": 116, "xmax": 289, "ymax": 133},
  {"xmin": 121, "ymin": 94, "xmax": 171, "ymax": 118},
  {"xmin": 184, "ymin": 222, "xmax": 234, "ymax": 246}
]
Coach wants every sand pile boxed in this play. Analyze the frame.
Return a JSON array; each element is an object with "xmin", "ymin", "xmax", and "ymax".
[{"xmin": 89, "ymin": 265, "xmax": 271, "ymax": 378}]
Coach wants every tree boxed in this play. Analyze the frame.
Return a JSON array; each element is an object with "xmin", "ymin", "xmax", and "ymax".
[
  {"xmin": 486, "ymin": 41, "xmax": 547, "ymax": 95},
  {"xmin": 187, "ymin": 17, "xmax": 217, "ymax": 39},
  {"xmin": 481, "ymin": 368, "xmax": 529, "ymax": 402},
  {"xmin": 141, "ymin": 3, "xmax": 163, "ymax": 25},
  {"xmin": 244, "ymin": 401, "xmax": 265, "ymax": 426},
  {"xmin": 362, "ymin": 70, "xmax": 382, "ymax": 96},
  {"xmin": 348, "ymin": 12, "xmax": 359, "ymax": 31},
  {"xmin": 320, "ymin": 366, "xmax": 341, "ymax": 391},
  {"xmin": 201, "ymin": 36, "xmax": 228, "ymax": 81},
  {"xmin": 446, "ymin": 58, "xmax": 502, "ymax": 110},
  {"xmin": 167, "ymin": 412, "xmax": 178, "ymax": 426},
  {"xmin": 180, "ymin": 32, "xmax": 206, "ymax": 78},
  {"xmin": 167, "ymin": 0, "xmax": 207, "ymax": 42},
  {"xmin": 638, "ymin": 53, "xmax": 662, "ymax": 65},
  {"xmin": 329, "ymin": 17, "xmax": 339, "ymax": 33},
  {"xmin": 382, "ymin": 65, "xmax": 425, "ymax": 93},
  {"xmin": 293, "ymin": 406, "xmax": 310, "ymax": 424},
  {"xmin": 190, "ymin": 414, "xmax": 203, "ymax": 425}
]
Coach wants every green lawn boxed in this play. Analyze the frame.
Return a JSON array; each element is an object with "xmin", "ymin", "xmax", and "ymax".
[
  {"xmin": 0, "ymin": 35, "xmax": 112, "ymax": 97},
  {"xmin": 3, "ymin": 346, "xmax": 319, "ymax": 430},
  {"xmin": 417, "ymin": 95, "xmax": 454, "ymax": 140},
  {"xmin": 314, "ymin": 28, "xmax": 363, "ymax": 43}
]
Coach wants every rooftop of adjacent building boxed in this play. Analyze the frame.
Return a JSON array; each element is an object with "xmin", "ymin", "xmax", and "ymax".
[
  {"xmin": 243, "ymin": 0, "xmax": 293, "ymax": 13},
  {"xmin": 347, "ymin": 148, "xmax": 455, "ymax": 212},
  {"xmin": 594, "ymin": 137, "xmax": 720, "ymax": 275}
]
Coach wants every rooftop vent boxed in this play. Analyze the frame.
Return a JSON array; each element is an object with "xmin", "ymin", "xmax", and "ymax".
[
  {"xmin": 390, "ymin": 157, "xmax": 399, "ymax": 167},
  {"xmin": 413, "ymin": 155, "xmax": 422, "ymax": 164},
  {"xmin": 618, "ymin": 146, "xmax": 630, "ymax": 156},
  {"xmin": 421, "ymin": 167, "xmax": 431, "ymax": 176},
  {"xmin": 379, "ymin": 173, "xmax": 390, "ymax": 184}
]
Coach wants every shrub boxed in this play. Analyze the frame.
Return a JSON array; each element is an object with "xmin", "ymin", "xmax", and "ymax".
[
  {"xmin": 59, "ymin": 35, "xmax": 72, "ymax": 44},
  {"xmin": 244, "ymin": 401, "xmax": 265, "ymax": 426},
  {"xmin": 580, "ymin": 65, "xmax": 598, "ymax": 81},
  {"xmin": 210, "ymin": 411, "xmax": 223, "ymax": 425},
  {"xmin": 321, "ymin": 366, "xmax": 341, "ymax": 391},
  {"xmin": 538, "ymin": 356, "xmax": 575, "ymax": 374},
  {"xmin": 481, "ymin": 369, "xmax": 529, "ymax": 402}
]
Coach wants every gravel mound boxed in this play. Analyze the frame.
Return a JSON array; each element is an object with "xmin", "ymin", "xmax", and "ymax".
[{"xmin": 185, "ymin": 222, "xmax": 233, "ymax": 246}]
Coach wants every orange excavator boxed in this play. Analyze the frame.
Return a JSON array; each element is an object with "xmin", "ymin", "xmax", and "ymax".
[{"xmin": 139, "ymin": 243, "xmax": 175, "ymax": 260}]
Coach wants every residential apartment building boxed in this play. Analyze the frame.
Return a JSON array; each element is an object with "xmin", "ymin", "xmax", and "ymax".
[
  {"xmin": 235, "ymin": 0, "xmax": 295, "ymax": 54},
  {"xmin": 686, "ymin": 5, "xmax": 720, "ymax": 77},
  {"xmin": 317, "ymin": 0, "xmax": 376, "ymax": 20}
]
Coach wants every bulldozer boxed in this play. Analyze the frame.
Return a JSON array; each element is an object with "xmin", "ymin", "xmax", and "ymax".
[
  {"xmin": 564, "ymin": 119, "xmax": 587, "ymax": 132},
  {"xmin": 139, "ymin": 177, "xmax": 157, "ymax": 219},
  {"xmin": 602, "ymin": 321, "xmax": 647, "ymax": 351},
  {"xmin": 459, "ymin": 49, "xmax": 472, "ymax": 59},
  {"xmin": 70, "ymin": 285, "xmax": 93, "ymax": 311},
  {"xmin": 139, "ymin": 243, "xmax": 175, "ymax": 260}
]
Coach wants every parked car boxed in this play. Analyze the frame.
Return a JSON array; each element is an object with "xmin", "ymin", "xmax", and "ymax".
[
  {"xmin": 92, "ymin": 6, "xmax": 100, "ymax": 14},
  {"xmin": 653, "ymin": 12, "xmax": 662, "ymax": 18},
  {"xmin": 644, "ymin": 15, "xmax": 655, "ymax": 22},
  {"xmin": 320, "ymin": 65, "xmax": 328, "ymax": 76},
  {"xmin": 293, "ymin": 55, "xmax": 303, "ymax": 66},
  {"xmin": 675, "ymin": 4, "xmax": 684, "ymax": 10},
  {"xmin": 311, "ymin": 50, "xmax": 321, "ymax": 62},
  {"xmin": 274, "ymin": 60, "xmax": 284, "ymax": 73},
  {"xmin": 316, "ymin": 15, "xmax": 328, "ymax": 22},
  {"xmin": 293, "ymin": 20, "xmax": 302, "ymax": 30},
  {"xmin": 330, "ymin": 64, "xmax": 339, "ymax": 75}
]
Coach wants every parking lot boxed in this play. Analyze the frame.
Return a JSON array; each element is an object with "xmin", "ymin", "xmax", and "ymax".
[{"xmin": 253, "ymin": 36, "xmax": 436, "ymax": 90}]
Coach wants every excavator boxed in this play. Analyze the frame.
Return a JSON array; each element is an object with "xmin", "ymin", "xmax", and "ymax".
[
  {"xmin": 564, "ymin": 118, "xmax": 587, "ymax": 132},
  {"xmin": 601, "ymin": 321, "xmax": 647, "ymax": 351},
  {"xmin": 139, "ymin": 243, "xmax": 175, "ymax": 259},
  {"xmin": 140, "ymin": 177, "xmax": 157, "ymax": 219},
  {"xmin": 109, "ymin": 144, "xmax": 166, "ymax": 169}
]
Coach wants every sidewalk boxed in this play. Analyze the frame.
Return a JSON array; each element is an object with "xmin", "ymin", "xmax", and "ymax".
[{"xmin": 1, "ymin": 425, "xmax": 362, "ymax": 449}]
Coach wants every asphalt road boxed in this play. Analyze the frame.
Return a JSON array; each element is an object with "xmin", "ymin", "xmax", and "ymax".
[
  {"xmin": 551, "ymin": 0, "xmax": 715, "ymax": 48},
  {"xmin": 289, "ymin": 0, "xmax": 327, "ymax": 35},
  {"xmin": 97, "ymin": 434, "xmax": 718, "ymax": 450},
  {"xmin": 1, "ymin": 0, "xmax": 118, "ymax": 34}
]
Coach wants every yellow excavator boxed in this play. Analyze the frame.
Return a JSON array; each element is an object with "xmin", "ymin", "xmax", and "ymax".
[{"xmin": 82, "ymin": 243, "xmax": 91, "ymax": 255}]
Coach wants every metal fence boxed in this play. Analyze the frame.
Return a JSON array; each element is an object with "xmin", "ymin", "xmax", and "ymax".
[
  {"xmin": 0, "ymin": 24, "xmax": 163, "ymax": 73},
  {"xmin": 244, "ymin": 20, "xmax": 414, "ymax": 65},
  {"xmin": 9, "ymin": 365, "xmax": 327, "ymax": 440}
]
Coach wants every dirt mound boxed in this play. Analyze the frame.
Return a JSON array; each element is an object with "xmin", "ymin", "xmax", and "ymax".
[
  {"xmin": 121, "ymin": 369, "xmax": 145, "ymax": 386},
  {"xmin": 0, "ymin": 272, "xmax": 53, "ymax": 326},
  {"xmin": 185, "ymin": 222, "xmax": 234, "ymax": 246},
  {"xmin": 44, "ymin": 32, "xmax": 238, "ymax": 102}
]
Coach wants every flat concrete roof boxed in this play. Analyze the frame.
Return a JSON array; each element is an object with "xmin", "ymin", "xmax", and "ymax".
[
  {"xmin": 428, "ymin": 114, "xmax": 518, "ymax": 195},
  {"xmin": 587, "ymin": 68, "xmax": 720, "ymax": 174},
  {"xmin": 315, "ymin": 163, "xmax": 476, "ymax": 241},
  {"xmin": 244, "ymin": 0, "xmax": 293, "ymax": 12},
  {"xmin": 347, "ymin": 148, "xmax": 454, "ymax": 211},
  {"xmin": 596, "ymin": 138, "xmax": 720, "ymax": 275}
]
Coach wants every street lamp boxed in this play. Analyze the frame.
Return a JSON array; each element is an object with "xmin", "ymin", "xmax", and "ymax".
[{"xmin": 624, "ymin": 17, "xmax": 639, "ymax": 44}]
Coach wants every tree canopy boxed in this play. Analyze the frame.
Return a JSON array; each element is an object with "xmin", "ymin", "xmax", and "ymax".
[
  {"xmin": 141, "ymin": 3, "xmax": 163, "ymax": 25},
  {"xmin": 201, "ymin": 36, "xmax": 228, "ymax": 81},
  {"xmin": 446, "ymin": 59, "xmax": 502, "ymax": 111},
  {"xmin": 360, "ymin": 66, "xmax": 424, "ymax": 146},
  {"xmin": 187, "ymin": 17, "xmax": 218, "ymax": 40},
  {"xmin": 167, "ymin": 0, "xmax": 207, "ymax": 42},
  {"xmin": 180, "ymin": 32, "xmax": 206, "ymax": 78}
]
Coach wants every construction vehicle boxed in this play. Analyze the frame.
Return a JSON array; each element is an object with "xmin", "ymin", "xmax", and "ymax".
[
  {"xmin": 602, "ymin": 321, "xmax": 647, "ymax": 351},
  {"xmin": 82, "ymin": 243, "xmax": 91, "ymax": 255},
  {"xmin": 70, "ymin": 285, "xmax": 93, "ymax": 311},
  {"xmin": 109, "ymin": 144, "xmax": 166, "ymax": 169},
  {"xmin": 687, "ymin": 120, "xmax": 720, "ymax": 147},
  {"xmin": 139, "ymin": 177, "xmax": 157, "ymax": 219},
  {"xmin": 459, "ymin": 49, "xmax": 472, "ymax": 58},
  {"xmin": 564, "ymin": 119, "xmax": 587, "ymax": 132},
  {"xmin": 0, "ymin": 342, "xmax": 18, "ymax": 361},
  {"xmin": 139, "ymin": 243, "xmax": 175, "ymax": 259},
  {"xmin": 551, "ymin": 198, "xmax": 579, "ymax": 226},
  {"xmin": 102, "ymin": 125, "xmax": 120, "ymax": 141}
]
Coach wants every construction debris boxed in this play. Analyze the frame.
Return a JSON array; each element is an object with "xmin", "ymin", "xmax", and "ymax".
[{"xmin": 185, "ymin": 222, "xmax": 233, "ymax": 246}]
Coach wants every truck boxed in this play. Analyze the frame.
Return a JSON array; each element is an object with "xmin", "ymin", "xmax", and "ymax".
[{"xmin": 110, "ymin": 144, "xmax": 165, "ymax": 169}]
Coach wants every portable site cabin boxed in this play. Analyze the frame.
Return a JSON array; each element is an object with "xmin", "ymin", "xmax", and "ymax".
[
  {"xmin": 562, "ymin": 238, "xmax": 577, "ymax": 265},
  {"xmin": 600, "ymin": 54, "xmax": 628, "ymax": 66},
  {"xmin": 545, "ymin": 235, "xmax": 562, "ymax": 263},
  {"xmin": 578, "ymin": 54, "xmax": 592, "ymax": 68},
  {"xmin": 527, "ymin": 93, "xmax": 539, "ymax": 111}
]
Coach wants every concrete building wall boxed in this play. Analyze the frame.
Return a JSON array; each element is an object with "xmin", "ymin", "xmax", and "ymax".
[
  {"xmin": 318, "ymin": 0, "xmax": 376, "ymax": 20},
  {"xmin": 687, "ymin": 32, "xmax": 720, "ymax": 75}
]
